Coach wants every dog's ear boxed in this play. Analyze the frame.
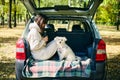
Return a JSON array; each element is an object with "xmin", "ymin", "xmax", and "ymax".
[
  {"xmin": 63, "ymin": 37, "xmax": 67, "ymax": 41},
  {"xmin": 54, "ymin": 37, "xmax": 58, "ymax": 41},
  {"xmin": 54, "ymin": 37, "xmax": 56, "ymax": 41}
]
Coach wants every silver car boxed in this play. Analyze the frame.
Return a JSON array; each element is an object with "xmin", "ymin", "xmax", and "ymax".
[{"xmin": 15, "ymin": 0, "xmax": 107, "ymax": 80}]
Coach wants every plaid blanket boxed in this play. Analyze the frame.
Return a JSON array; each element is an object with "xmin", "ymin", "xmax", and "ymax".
[{"xmin": 22, "ymin": 57, "xmax": 91, "ymax": 78}]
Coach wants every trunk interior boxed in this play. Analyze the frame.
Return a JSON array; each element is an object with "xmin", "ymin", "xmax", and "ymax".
[
  {"xmin": 22, "ymin": 20, "xmax": 96, "ymax": 78},
  {"xmin": 45, "ymin": 24, "xmax": 94, "ymax": 61}
]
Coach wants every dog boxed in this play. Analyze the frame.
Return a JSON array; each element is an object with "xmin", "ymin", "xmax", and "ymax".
[{"xmin": 54, "ymin": 36, "xmax": 76, "ymax": 61}]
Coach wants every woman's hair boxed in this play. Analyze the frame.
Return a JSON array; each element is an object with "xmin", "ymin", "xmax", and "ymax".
[{"xmin": 34, "ymin": 14, "xmax": 48, "ymax": 24}]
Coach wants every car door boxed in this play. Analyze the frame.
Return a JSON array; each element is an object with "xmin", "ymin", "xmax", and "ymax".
[{"xmin": 20, "ymin": 0, "xmax": 103, "ymax": 20}]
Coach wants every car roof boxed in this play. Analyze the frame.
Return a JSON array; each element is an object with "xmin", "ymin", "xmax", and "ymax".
[{"xmin": 21, "ymin": 0, "xmax": 103, "ymax": 21}]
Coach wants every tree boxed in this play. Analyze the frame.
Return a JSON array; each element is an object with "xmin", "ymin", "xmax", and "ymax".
[
  {"xmin": 116, "ymin": 1, "xmax": 120, "ymax": 30},
  {"xmin": 0, "ymin": 0, "xmax": 5, "ymax": 27},
  {"xmin": 95, "ymin": 0, "xmax": 119, "ymax": 26},
  {"xmin": 8, "ymin": 0, "xmax": 12, "ymax": 28},
  {"xmin": 13, "ymin": 0, "xmax": 17, "ymax": 27}
]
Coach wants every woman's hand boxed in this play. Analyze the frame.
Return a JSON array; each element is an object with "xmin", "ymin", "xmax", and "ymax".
[{"xmin": 42, "ymin": 36, "xmax": 48, "ymax": 42}]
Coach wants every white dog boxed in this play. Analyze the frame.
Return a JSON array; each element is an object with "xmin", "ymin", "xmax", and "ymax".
[{"xmin": 54, "ymin": 36, "xmax": 76, "ymax": 61}]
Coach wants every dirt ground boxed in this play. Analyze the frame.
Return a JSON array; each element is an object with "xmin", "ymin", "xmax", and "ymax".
[
  {"xmin": 98, "ymin": 25, "xmax": 120, "ymax": 80},
  {"xmin": 0, "ymin": 24, "xmax": 120, "ymax": 80}
]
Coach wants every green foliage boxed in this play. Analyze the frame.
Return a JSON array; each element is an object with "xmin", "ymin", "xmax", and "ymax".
[
  {"xmin": 0, "ymin": 0, "xmax": 119, "ymax": 26},
  {"xmin": 36, "ymin": 0, "xmax": 89, "ymax": 8},
  {"xmin": 96, "ymin": 6, "xmax": 111, "ymax": 24},
  {"xmin": 37, "ymin": 0, "xmax": 70, "ymax": 7},
  {"xmin": 95, "ymin": 0, "xmax": 119, "ymax": 25},
  {"xmin": 0, "ymin": 0, "xmax": 26, "ymax": 21}
]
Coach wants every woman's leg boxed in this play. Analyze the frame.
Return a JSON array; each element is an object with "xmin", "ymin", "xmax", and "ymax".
[
  {"xmin": 32, "ymin": 40, "xmax": 58, "ymax": 60},
  {"xmin": 37, "ymin": 40, "xmax": 57, "ymax": 60},
  {"xmin": 44, "ymin": 40, "xmax": 58, "ymax": 59},
  {"xmin": 33, "ymin": 40, "xmax": 57, "ymax": 60}
]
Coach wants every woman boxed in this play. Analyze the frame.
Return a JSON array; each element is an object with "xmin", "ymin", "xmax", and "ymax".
[{"xmin": 27, "ymin": 14, "xmax": 57, "ymax": 60}]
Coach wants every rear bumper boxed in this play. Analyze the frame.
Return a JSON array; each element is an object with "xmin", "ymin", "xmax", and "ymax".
[
  {"xmin": 94, "ymin": 61, "xmax": 107, "ymax": 80},
  {"xmin": 16, "ymin": 59, "xmax": 91, "ymax": 80},
  {"xmin": 15, "ymin": 60, "xmax": 25, "ymax": 80},
  {"xmin": 22, "ymin": 77, "xmax": 90, "ymax": 80},
  {"xmin": 15, "ymin": 60, "xmax": 107, "ymax": 80}
]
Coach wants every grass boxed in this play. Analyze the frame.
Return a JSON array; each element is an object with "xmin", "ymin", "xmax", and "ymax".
[
  {"xmin": 0, "ymin": 24, "xmax": 24, "ymax": 80},
  {"xmin": 97, "ymin": 25, "xmax": 120, "ymax": 80},
  {"xmin": 0, "ymin": 24, "xmax": 120, "ymax": 80}
]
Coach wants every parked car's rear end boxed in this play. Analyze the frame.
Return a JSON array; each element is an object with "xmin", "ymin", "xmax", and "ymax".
[
  {"xmin": 16, "ymin": 0, "xmax": 107, "ymax": 80},
  {"xmin": 15, "ymin": 18, "xmax": 107, "ymax": 80}
]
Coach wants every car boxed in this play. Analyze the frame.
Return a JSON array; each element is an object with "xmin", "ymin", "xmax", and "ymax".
[{"xmin": 15, "ymin": 0, "xmax": 107, "ymax": 80}]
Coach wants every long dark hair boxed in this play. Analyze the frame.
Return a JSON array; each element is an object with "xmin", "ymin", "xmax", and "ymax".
[
  {"xmin": 34, "ymin": 14, "xmax": 48, "ymax": 34},
  {"xmin": 34, "ymin": 14, "xmax": 48, "ymax": 24}
]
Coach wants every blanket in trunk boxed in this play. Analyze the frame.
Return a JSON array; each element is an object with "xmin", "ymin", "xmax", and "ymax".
[{"xmin": 22, "ymin": 57, "xmax": 91, "ymax": 78}]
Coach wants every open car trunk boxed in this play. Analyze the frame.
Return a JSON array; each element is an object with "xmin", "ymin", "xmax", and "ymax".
[
  {"xmin": 22, "ymin": 36, "xmax": 94, "ymax": 79},
  {"xmin": 21, "ymin": 19, "xmax": 97, "ymax": 79},
  {"xmin": 20, "ymin": 0, "xmax": 103, "ymax": 21},
  {"xmin": 16, "ymin": 0, "xmax": 106, "ymax": 79}
]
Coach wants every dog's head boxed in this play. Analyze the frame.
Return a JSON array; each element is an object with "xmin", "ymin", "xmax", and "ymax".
[{"xmin": 54, "ymin": 37, "xmax": 67, "ymax": 45}]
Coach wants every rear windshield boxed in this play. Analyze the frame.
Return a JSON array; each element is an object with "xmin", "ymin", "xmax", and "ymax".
[
  {"xmin": 47, "ymin": 20, "xmax": 91, "ymax": 32},
  {"xmin": 32, "ymin": 0, "xmax": 92, "ymax": 9}
]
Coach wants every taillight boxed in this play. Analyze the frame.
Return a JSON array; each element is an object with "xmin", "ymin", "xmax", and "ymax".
[
  {"xmin": 96, "ymin": 39, "xmax": 107, "ymax": 61},
  {"xmin": 16, "ymin": 38, "xmax": 26, "ymax": 60}
]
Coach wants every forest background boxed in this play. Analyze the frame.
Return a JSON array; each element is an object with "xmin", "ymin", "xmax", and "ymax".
[{"xmin": 0, "ymin": 0, "xmax": 120, "ymax": 30}]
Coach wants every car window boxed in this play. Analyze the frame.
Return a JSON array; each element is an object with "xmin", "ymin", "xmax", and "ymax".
[
  {"xmin": 33, "ymin": 0, "xmax": 92, "ymax": 8},
  {"xmin": 48, "ymin": 20, "xmax": 90, "ymax": 32}
]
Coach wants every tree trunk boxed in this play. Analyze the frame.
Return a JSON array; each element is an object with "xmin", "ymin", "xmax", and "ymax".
[
  {"xmin": 8, "ymin": 0, "xmax": 12, "ymax": 28},
  {"xmin": 1, "ymin": 0, "xmax": 5, "ymax": 27},
  {"xmin": 117, "ymin": 12, "xmax": 120, "ymax": 30},
  {"xmin": 14, "ymin": 0, "xmax": 17, "ymax": 27},
  {"xmin": 116, "ymin": 1, "xmax": 120, "ymax": 31},
  {"xmin": 1, "ymin": 14, "xmax": 4, "ymax": 27}
]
